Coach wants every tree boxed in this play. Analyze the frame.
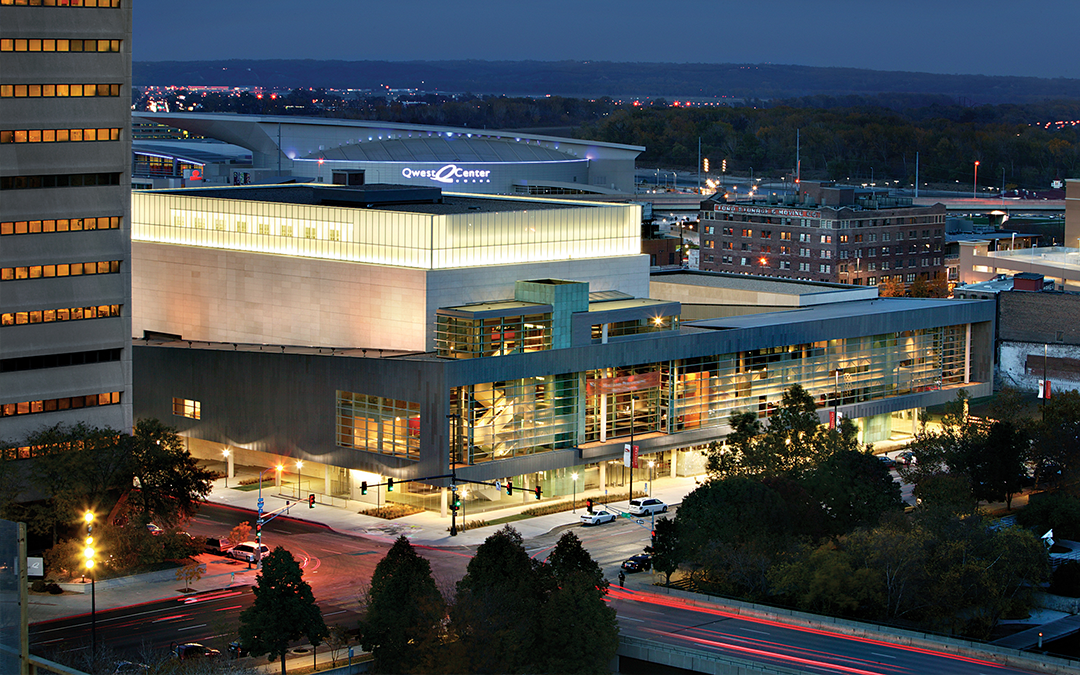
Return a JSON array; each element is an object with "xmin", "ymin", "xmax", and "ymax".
[
  {"xmin": 647, "ymin": 516, "xmax": 681, "ymax": 585},
  {"xmin": 359, "ymin": 536, "xmax": 445, "ymax": 674},
  {"xmin": 124, "ymin": 418, "xmax": 215, "ymax": 528},
  {"xmin": 536, "ymin": 571, "xmax": 619, "ymax": 675},
  {"xmin": 239, "ymin": 546, "xmax": 328, "ymax": 675},
  {"xmin": 229, "ymin": 522, "xmax": 253, "ymax": 546},
  {"xmin": 175, "ymin": 561, "xmax": 206, "ymax": 592},
  {"xmin": 969, "ymin": 420, "xmax": 1027, "ymax": 509},
  {"xmin": 710, "ymin": 385, "xmax": 860, "ymax": 480},
  {"xmin": 1031, "ymin": 388, "xmax": 1080, "ymax": 487},
  {"xmin": 805, "ymin": 449, "xmax": 904, "ymax": 534},
  {"xmin": 449, "ymin": 526, "xmax": 553, "ymax": 674},
  {"xmin": 538, "ymin": 531, "xmax": 619, "ymax": 674},
  {"xmin": 547, "ymin": 530, "xmax": 607, "ymax": 592}
]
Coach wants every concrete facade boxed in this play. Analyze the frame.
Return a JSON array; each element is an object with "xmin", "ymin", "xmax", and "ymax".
[{"xmin": 0, "ymin": 1, "xmax": 133, "ymax": 442}]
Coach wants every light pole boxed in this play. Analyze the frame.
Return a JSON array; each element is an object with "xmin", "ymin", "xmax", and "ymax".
[
  {"xmin": 222, "ymin": 448, "xmax": 230, "ymax": 488},
  {"xmin": 82, "ymin": 511, "xmax": 97, "ymax": 665},
  {"xmin": 648, "ymin": 461, "xmax": 655, "ymax": 497},
  {"xmin": 256, "ymin": 465, "xmax": 281, "ymax": 568},
  {"xmin": 294, "ymin": 460, "xmax": 304, "ymax": 500},
  {"xmin": 973, "ymin": 160, "xmax": 980, "ymax": 200},
  {"xmin": 571, "ymin": 472, "xmax": 578, "ymax": 512}
]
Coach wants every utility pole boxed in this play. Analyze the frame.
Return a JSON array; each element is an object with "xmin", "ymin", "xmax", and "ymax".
[{"xmin": 697, "ymin": 136, "xmax": 702, "ymax": 194}]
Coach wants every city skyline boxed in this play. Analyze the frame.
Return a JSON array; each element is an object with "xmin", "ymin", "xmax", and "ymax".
[{"xmin": 134, "ymin": 0, "xmax": 1080, "ymax": 80}]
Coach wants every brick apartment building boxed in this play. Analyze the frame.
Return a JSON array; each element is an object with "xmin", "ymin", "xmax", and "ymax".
[{"xmin": 697, "ymin": 182, "xmax": 947, "ymax": 288}]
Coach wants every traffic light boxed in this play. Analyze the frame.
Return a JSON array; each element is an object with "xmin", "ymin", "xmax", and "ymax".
[
  {"xmin": 453, "ymin": 495, "xmax": 461, "ymax": 510},
  {"xmin": 387, "ymin": 478, "xmax": 394, "ymax": 492},
  {"xmin": 722, "ymin": 158, "xmax": 727, "ymax": 173},
  {"xmin": 308, "ymin": 493, "xmax": 315, "ymax": 508},
  {"xmin": 534, "ymin": 486, "xmax": 541, "ymax": 500},
  {"xmin": 506, "ymin": 481, "xmax": 513, "ymax": 496},
  {"xmin": 703, "ymin": 158, "xmax": 709, "ymax": 172},
  {"xmin": 586, "ymin": 498, "xmax": 594, "ymax": 513},
  {"xmin": 255, "ymin": 522, "xmax": 262, "ymax": 537},
  {"xmin": 361, "ymin": 481, "xmax": 368, "ymax": 495}
]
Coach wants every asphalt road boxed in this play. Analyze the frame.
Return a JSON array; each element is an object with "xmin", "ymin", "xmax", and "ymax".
[{"xmin": 610, "ymin": 586, "xmax": 1045, "ymax": 675}]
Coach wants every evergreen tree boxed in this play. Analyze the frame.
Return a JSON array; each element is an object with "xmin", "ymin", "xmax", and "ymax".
[
  {"xmin": 449, "ymin": 526, "xmax": 553, "ymax": 674},
  {"xmin": 646, "ymin": 516, "xmax": 681, "ymax": 585},
  {"xmin": 536, "ymin": 571, "xmax": 619, "ymax": 674},
  {"xmin": 124, "ymin": 418, "xmax": 215, "ymax": 527},
  {"xmin": 547, "ymin": 530, "xmax": 607, "ymax": 591},
  {"xmin": 239, "ymin": 547, "xmax": 328, "ymax": 675},
  {"xmin": 359, "ymin": 536, "xmax": 445, "ymax": 674}
]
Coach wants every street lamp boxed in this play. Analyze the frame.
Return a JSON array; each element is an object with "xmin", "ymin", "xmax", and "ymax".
[
  {"xmin": 571, "ymin": 472, "xmax": 579, "ymax": 512},
  {"xmin": 648, "ymin": 461, "xmax": 655, "ymax": 497},
  {"xmin": 222, "ymin": 448, "xmax": 230, "ymax": 488},
  {"xmin": 294, "ymin": 460, "xmax": 304, "ymax": 499},
  {"xmin": 973, "ymin": 161, "xmax": 980, "ymax": 199},
  {"xmin": 82, "ymin": 511, "xmax": 97, "ymax": 664}
]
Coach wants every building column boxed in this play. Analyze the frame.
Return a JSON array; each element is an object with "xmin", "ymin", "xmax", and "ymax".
[
  {"xmin": 599, "ymin": 461, "xmax": 607, "ymax": 493},
  {"xmin": 669, "ymin": 449, "xmax": 678, "ymax": 478},
  {"xmin": 440, "ymin": 487, "xmax": 448, "ymax": 518},
  {"xmin": 226, "ymin": 450, "xmax": 234, "ymax": 480}
]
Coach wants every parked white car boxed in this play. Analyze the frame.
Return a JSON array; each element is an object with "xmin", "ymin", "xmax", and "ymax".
[
  {"xmin": 579, "ymin": 509, "xmax": 617, "ymax": 526},
  {"xmin": 227, "ymin": 541, "xmax": 269, "ymax": 562},
  {"xmin": 628, "ymin": 498, "xmax": 667, "ymax": 516}
]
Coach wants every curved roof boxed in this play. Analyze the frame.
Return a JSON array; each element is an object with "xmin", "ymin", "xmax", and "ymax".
[{"xmin": 310, "ymin": 134, "xmax": 573, "ymax": 163}]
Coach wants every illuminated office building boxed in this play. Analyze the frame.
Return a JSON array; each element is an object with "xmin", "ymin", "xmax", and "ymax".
[
  {"xmin": 131, "ymin": 182, "xmax": 994, "ymax": 517},
  {"xmin": 0, "ymin": 0, "xmax": 132, "ymax": 443}
]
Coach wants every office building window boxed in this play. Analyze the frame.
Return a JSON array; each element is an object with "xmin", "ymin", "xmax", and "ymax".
[
  {"xmin": 0, "ymin": 83, "xmax": 121, "ymax": 98},
  {"xmin": 1, "ymin": 260, "xmax": 120, "ymax": 281},
  {"xmin": 1, "ymin": 216, "xmax": 121, "ymax": 235},
  {"xmin": 0, "ymin": 128, "xmax": 121, "ymax": 144},
  {"xmin": 0, "ymin": 391, "xmax": 121, "ymax": 418},
  {"xmin": 0, "ymin": 173, "xmax": 121, "ymax": 190},
  {"xmin": 436, "ymin": 311, "xmax": 552, "ymax": 359},
  {"xmin": 1, "ymin": 303, "xmax": 121, "ymax": 327},
  {"xmin": 0, "ymin": 347, "xmax": 122, "ymax": 373},
  {"xmin": 337, "ymin": 392, "xmax": 419, "ymax": 460},
  {"xmin": 171, "ymin": 398, "xmax": 200, "ymax": 420},
  {"xmin": 0, "ymin": 1, "xmax": 121, "ymax": 8},
  {"xmin": 0, "ymin": 38, "xmax": 121, "ymax": 52}
]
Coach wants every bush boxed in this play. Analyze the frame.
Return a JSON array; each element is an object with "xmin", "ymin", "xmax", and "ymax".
[
  {"xmin": 358, "ymin": 503, "xmax": 424, "ymax": 519},
  {"xmin": 1050, "ymin": 561, "xmax": 1080, "ymax": 597},
  {"xmin": 30, "ymin": 579, "xmax": 46, "ymax": 593},
  {"xmin": 46, "ymin": 583, "xmax": 62, "ymax": 595},
  {"xmin": 1016, "ymin": 492, "xmax": 1080, "ymax": 540}
]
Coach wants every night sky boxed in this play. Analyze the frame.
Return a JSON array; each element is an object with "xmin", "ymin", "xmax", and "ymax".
[{"xmin": 135, "ymin": 0, "xmax": 1079, "ymax": 80}]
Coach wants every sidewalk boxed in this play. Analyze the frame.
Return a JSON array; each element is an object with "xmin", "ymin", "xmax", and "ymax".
[{"xmin": 29, "ymin": 473, "xmax": 700, "ymax": 625}]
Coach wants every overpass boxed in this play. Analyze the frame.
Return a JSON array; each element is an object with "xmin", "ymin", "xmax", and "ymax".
[{"xmin": 611, "ymin": 585, "xmax": 1080, "ymax": 675}]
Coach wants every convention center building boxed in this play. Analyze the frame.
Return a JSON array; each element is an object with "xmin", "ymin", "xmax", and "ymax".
[{"xmin": 130, "ymin": 179, "xmax": 995, "ymax": 518}]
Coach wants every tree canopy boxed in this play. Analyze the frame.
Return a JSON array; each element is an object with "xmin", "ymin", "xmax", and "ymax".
[
  {"xmin": 359, "ymin": 536, "xmax": 445, "ymax": 674},
  {"xmin": 240, "ymin": 546, "xmax": 328, "ymax": 675}
]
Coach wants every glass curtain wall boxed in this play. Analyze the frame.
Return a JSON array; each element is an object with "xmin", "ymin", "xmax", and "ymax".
[
  {"xmin": 436, "ymin": 312, "xmax": 552, "ymax": 359},
  {"xmin": 450, "ymin": 374, "xmax": 577, "ymax": 464},
  {"xmin": 336, "ymin": 391, "xmax": 420, "ymax": 460}
]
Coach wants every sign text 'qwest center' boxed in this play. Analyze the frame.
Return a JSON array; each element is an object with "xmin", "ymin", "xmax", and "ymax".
[{"xmin": 401, "ymin": 164, "xmax": 492, "ymax": 184}]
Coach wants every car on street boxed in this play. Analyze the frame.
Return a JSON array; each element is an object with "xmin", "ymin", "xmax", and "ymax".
[
  {"xmin": 877, "ymin": 455, "xmax": 897, "ymax": 469},
  {"xmin": 621, "ymin": 553, "xmax": 652, "ymax": 572},
  {"xmin": 628, "ymin": 497, "xmax": 667, "ymax": 516},
  {"xmin": 146, "ymin": 522, "xmax": 163, "ymax": 536},
  {"xmin": 579, "ymin": 509, "xmax": 617, "ymax": 526},
  {"xmin": 227, "ymin": 541, "xmax": 269, "ymax": 562},
  {"xmin": 172, "ymin": 643, "xmax": 221, "ymax": 660},
  {"xmin": 204, "ymin": 537, "xmax": 231, "ymax": 555}
]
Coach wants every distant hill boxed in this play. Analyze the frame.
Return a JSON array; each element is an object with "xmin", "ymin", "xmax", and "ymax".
[{"xmin": 133, "ymin": 60, "xmax": 1080, "ymax": 104}]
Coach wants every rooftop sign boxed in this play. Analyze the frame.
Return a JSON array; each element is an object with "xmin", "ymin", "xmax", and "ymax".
[
  {"xmin": 401, "ymin": 164, "xmax": 491, "ymax": 184},
  {"xmin": 713, "ymin": 203, "xmax": 821, "ymax": 219}
]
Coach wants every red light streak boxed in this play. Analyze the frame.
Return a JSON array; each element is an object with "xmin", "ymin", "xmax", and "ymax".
[{"xmin": 609, "ymin": 587, "xmax": 1014, "ymax": 669}]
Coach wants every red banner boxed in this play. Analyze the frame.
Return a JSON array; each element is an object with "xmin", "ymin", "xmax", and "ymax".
[{"xmin": 587, "ymin": 371, "xmax": 661, "ymax": 396}]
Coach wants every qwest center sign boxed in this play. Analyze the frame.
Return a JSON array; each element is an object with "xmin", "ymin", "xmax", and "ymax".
[{"xmin": 401, "ymin": 164, "xmax": 492, "ymax": 184}]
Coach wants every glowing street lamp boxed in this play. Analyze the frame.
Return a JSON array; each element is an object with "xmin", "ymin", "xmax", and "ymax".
[
  {"xmin": 82, "ymin": 511, "xmax": 97, "ymax": 662},
  {"xmin": 571, "ymin": 472, "xmax": 579, "ymax": 512},
  {"xmin": 973, "ymin": 161, "xmax": 980, "ymax": 199},
  {"xmin": 222, "ymin": 448, "xmax": 230, "ymax": 487}
]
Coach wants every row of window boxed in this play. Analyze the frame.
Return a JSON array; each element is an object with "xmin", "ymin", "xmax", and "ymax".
[
  {"xmin": 1, "ymin": 127, "xmax": 121, "ymax": 144},
  {"xmin": 839, "ymin": 258, "xmax": 941, "ymax": 272},
  {"xmin": 336, "ymin": 392, "xmax": 420, "ymax": 459},
  {"xmin": 1, "ymin": 38, "xmax": 121, "ymax": 52},
  {"xmin": 0, "ymin": 391, "xmax": 121, "ymax": 418},
  {"xmin": 1, "ymin": 303, "xmax": 122, "ymax": 327},
  {"xmin": 0, "ymin": 0, "xmax": 120, "ymax": 7},
  {"xmin": 0, "ymin": 347, "xmax": 122, "ymax": 373},
  {"xmin": 0, "ymin": 83, "xmax": 121, "ymax": 98},
  {"xmin": 1, "ymin": 260, "xmax": 121, "ymax": 281},
  {"xmin": 0, "ymin": 172, "xmax": 122, "ymax": 190},
  {"xmin": 172, "ymin": 397, "xmax": 200, "ymax": 420},
  {"xmin": 1, "ymin": 216, "xmax": 121, "ymax": 236}
]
